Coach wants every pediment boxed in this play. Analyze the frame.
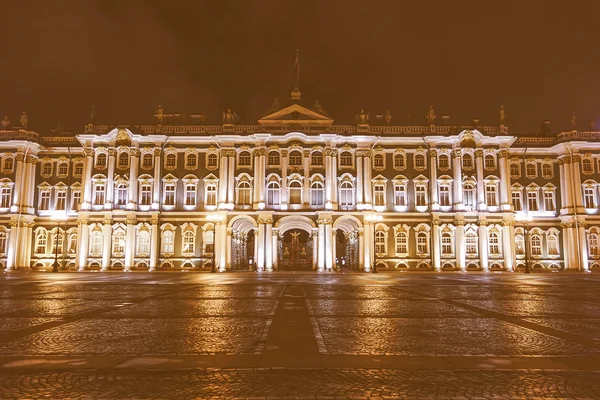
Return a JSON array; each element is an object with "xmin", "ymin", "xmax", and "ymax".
[{"xmin": 258, "ymin": 104, "xmax": 333, "ymax": 126}]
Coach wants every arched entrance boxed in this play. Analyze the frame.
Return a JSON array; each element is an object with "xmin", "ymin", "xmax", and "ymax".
[
  {"xmin": 229, "ymin": 216, "xmax": 257, "ymax": 271},
  {"xmin": 279, "ymin": 229, "xmax": 313, "ymax": 271},
  {"xmin": 334, "ymin": 216, "xmax": 362, "ymax": 272}
]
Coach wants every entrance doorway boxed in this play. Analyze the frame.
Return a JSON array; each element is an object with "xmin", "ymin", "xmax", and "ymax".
[
  {"xmin": 336, "ymin": 230, "xmax": 359, "ymax": 271},
  {"xmin": 279, "ymin": 229, "xmax": 313, "ymax": 271}
]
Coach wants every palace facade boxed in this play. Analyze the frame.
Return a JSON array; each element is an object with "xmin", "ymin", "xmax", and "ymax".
[{"xmin": 0, "ymin": 96, "xmax": 598, "ymax": 273}]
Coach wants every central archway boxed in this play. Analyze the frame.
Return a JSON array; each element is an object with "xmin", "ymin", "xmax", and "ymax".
[{"xmin": 275, "ymin": 216, "xmax": 316, "ymax": 271}]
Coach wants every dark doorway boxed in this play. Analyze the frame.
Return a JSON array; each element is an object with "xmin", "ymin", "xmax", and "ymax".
[{"xmin": 279, "ymin": 229, "xmax": 312, "ymax": 271}]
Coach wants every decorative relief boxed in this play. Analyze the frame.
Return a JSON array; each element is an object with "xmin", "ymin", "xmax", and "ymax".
[{"xmin": 475, "ymin": 149, "xmax": 484, "ymax": 158}]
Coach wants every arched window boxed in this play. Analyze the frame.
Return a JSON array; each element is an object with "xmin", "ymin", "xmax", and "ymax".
[
  {"xmin": 207, "ymin": 153, "xmax": 218, "ymax": 167},
  {"xmin": 441, "ymin": 232, "xmax": 453, "ymax": 255},
  {"xmin": 52, "ymin": 231, "xmax": 64, "ymax": 259},
  {"xmin": 310, "ymin": 181, "xmax": 324, "ymax": 207},
  {"xmin": 289, "ymin": 181, "xmax": 302, "ymax": 205},
  {"xmin": 462, "ymin": 154, "xmax": 473, "ymax": 169},
  {"xmin": 238, "ymin": 151, "xmax": 251, "ymax": 166},
  {"xmin": 589, "ymin": 233, "xmax": 599, "ymax": 255},
  {"xmin": 165, "ymin": 153, "xmax": 176, "ymax": 168},
  {"xmin": 340, "ymin": 151, "xmax": 353, "ymax": 167},
  {"xmin": 311, "ymin": 151, "xmax": 323, "ymax": 166},
  {"xmin": 203, "ymin": 228, "xmax": 214, "ymax": 254},
  {"xmin": 583, "ymin": 159, "xmax": 593, "ymax": 173},
  {"xmin": 375, "ymin": 230, "xmax": 386, "ymax": 255},
  {"xmin": 394, "ymin": 154, "xmax": 405, "ymax": 169},
  {"xmin": 90, "ymin": 230, "xmax": 103, "ymax": 256},
  {"xmin": 142, "ymin": 153, "xmax": 153, "ymax": 168},
  {"xmin": 0, "ymin": 231, "xmax": 6, "ymax": 254},
  {"xmin": 515, "ymin": 234, "xmax": 525, "ymax": 255},
  {"xmin": 236, "ymin": 180, "xmax": 252, "ymax": 206},
  {"xmin": 484, "ymin": 154, "xmax": 496, "ymax": 169},
  {"xmin": 266, "ymin": 181, "xmax": 280, "ymax": 206},
  {"xmin": 74, "ymin": 162, "xmax": 83, "ymax": 177},
  {"xmin": 510, "ymin": 163, "xmax": 520, "ymax": 178},
  {"xmin": 182, "ymin": 230, "xmax": 195, "ymax": 254},
  {"xmin": 373, "ymin": 154, "xmax": 384, "ymax": 168},
  {"xmin": 186, "ymin": 153, "xmax": 197, "ymax": 168},
  {"xmin": 395, "ymin": 231, "xmax": 408, "ymax": 254},
  {"xmin": 526, "ymin": 163, "xmax": 537, "ymax": 178},
  {"xmin": 530, "ymin": 234, "xmax": 542, "ymax": 256},
  {"xmin": 547, "ymin": 233, "xmax": 559, "ymax": 256},
  {"xmin": 489, "ymin": 231, "xmax": 500, "ymax": 255},
  {"xmin": 3, "ymin": 157, "xmax": 14, "ymax": 172},
  {"xmin": 96, "ymin": 153, "xmax": 107, "ymax": 168},
  {"xmin": 438, "ymin": 154, "xmax": 449, "ymax": 169},
  {"xmin": 112, "ymin": 230, "xmax": 126, "ymax": 255},
  {"xmin": 416, "ymin": 232, "xmax": 429, "ymax": 255},
  {"xmin": 137, "ymin": 230, "xmax": 150, "ymax": 256},
  {"xmin": 118, "ymin": 152, "xmax": 129, "ymax": 168},
  {"xmin": 268, "ymin": 151, "xmax": 280, "ymax": 166},
  {"xmin": 289, "ymin": 151, "xmax": 302, "ymax": 166},
  {"xmin": 93, "ymin": 182, "xmax": 105, "ymax": 206},
  {"xmin": 542, "ymin": 163, "xmax": 553, "ymax": 178},
  {"xmin": 35, "ymin": 230, "xmax": 47, "ymax": 254},
  {"xmin": 414, "ymin": 153, "xmax": 425, "ymax": 168},
  {"xmin": 339, "ymin": 180, "xmax": 354, "ymax": 208},
  {"xmin": 57, "ymin": 163, "xmax": 68, "ymax": 176},
  {"xmin": 162, "ymin": 230, "xmax": 174, "ymax": 254},
  {"xmin": 466, "ymin": 231, "xmax": 478, "ymax": 256},
  {"xmin": 115, "ymin": 183, "xmax": 128, "ymax": 206},
  {"xmin": 68, "ymin": 232, "xmax": 77, "ymax": 254},
  {"xmin": 1, "ymin": 185, "xmax": 12, "ymax": 208}
]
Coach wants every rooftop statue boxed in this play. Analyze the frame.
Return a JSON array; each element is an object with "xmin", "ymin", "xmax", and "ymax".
[
  {"xmin": 1, "ymin": 116, "xmax": 10, "ymax": 128},
  {"xmin": 90, "ymin": 105, "xmax": 96, "ymax": 124},
  {"xmin": 222, "ymin": 108, "xmax": 239, "ymax": 124},
  {"xmin": 426, "ymin": 105, "xmax": 436, "ymax": 125},
  {"xmin": 312, "ymin": 100, "xmax": 328, "ymax": 117},
  {"xmin": 571, "ymin": 112, "xmax": 577, "ymax": 129},
  {"xmin": 20, "ymin": 112, "xmax": 28, "ymax": 129},
  {"xmin": 499, "ymin": 105, "xmax": 505, "ymax": 125},
  {"xmin": 156, "ymin": 105, "xmax": 164, "ymax": 124},
  {"xmin": 355, "ymin": 109, "xmax": 369, "ymax": 124},
  {"xmin": 383, "ymin": 110, "xmax": 392, "ymax": 125}
]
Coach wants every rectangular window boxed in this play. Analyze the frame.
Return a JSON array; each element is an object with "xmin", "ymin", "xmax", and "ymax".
[
  {"xmin": 39, "ymin": 191, "xmax": 51, "ymax": 210},
  {"xmin": 415, "ymin": 185, "xmax": 427, "ymax": 207},
  {"xmin": 0, "ymin": 187, "xmax": 11, "ymax": 208},
  {"xmin": 206, "ymin": 185, "xmax": 217, "ymax": 206},
  {"xmin": 439, "ymin": 185, "xmax": 451, "ymax": 207},
  {"xmin": 164, "ymin": 184, "xmax": 175, "ymax": 206},
  {"xmin": 512, "ymin": 191, "xmax": 522, "ymax": 211},
  {"xmin": 74, "ymin": 163, "xmax": 83, "ymax": 177},
  {"xmin": 466, "ymin": 234, "xmax": 478, "ymax": 255},
  {"xmin": 485, "ymin": 185, "xmax": 497, "ymax": 206},
  {"xmin": 72, "ymin": 191, "xmax": 81, "ymax": 210},
  {"xmin": 184, "ymin": 184, "xmax": 196, "ymax": 206},
  {"xmin": 94, "ymin": 184, "xmax": 105, "ymax": 205},
  {"xmin": 543, "ymin": 191, "xmax": 555, "ymax": 211},
  {"xmin": 373, "ymin": 184, "xmax": 385, "ymax": 206},
  {"xmin": 527, "ymin": 191, "xmax": 539, "ymax": 211},
  {"xmin": 140, "ymin": 184, "xmax": 152, "ymax": 206},
  {"xmin": 584, "ymin": 187, "xmax": 595, "ymax": 209},
  {"xmin": 55, "ymin": 191, "xmax": 66, "ymax": 210},
  {"xmin": 394, "ymin": 184, "xmax": 406, "ymax": 206},
  {"xmin": 162, "ymin": 232, "xmax": 174, "ymax": 254}
]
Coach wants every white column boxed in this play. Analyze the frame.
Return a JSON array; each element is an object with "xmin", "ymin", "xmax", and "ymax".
[
  {"xmin": 256, "ymin": 222, "xmax": 265, "ymax": 271},
  {"xmin": 429, "ymin": 149, "xmax": 439, "ymax": 210},
  {"xmin": 281, "ymin": 150, "xmax": 288, "ymax": 208},
  {"xmin": 219, "ymin": 151, "xmax": 228, "ymax": 206},
  {"xmin": 363, "ymin": 222, "xmax": 372, "ymax": 272},
  {"xmin": 318, "ymin": 221, "xmax": 325, "ymax": 271},
  {"xmin": 253, "ymin": 150, "xmax": 260, "ymax": 209},
  {"xmin": 105, "ymin": 149, "xmax": 116, "ymax": 209},
  {"xmin": 562, "ymin": 223, "xmax": 571, "ymax": 269},
  {"xmin": 227, "ymin": 155, "xmax": 235, "ymax": 207},
  {"xmin": 225, "ymin": 228, "xmax": 232, "ymax": 272},
  {"xmin": 498, "ymin": 150, "xmax": 510, "ymax": 210},
  {"xmin": 452, "ymin": 149, "xmax": 463, "ymax": 210},
  {"xmin": 303, "ymin": 150, "xmax": 310, "ymax": 208},
  {"xmin": 475, "ymin": 149, "xmax": 485, "ymax": 210},
  {"xmin": 214, "ymin": 223, "xmax": 221, "ymax": 270},
  {"xmin": 358, "ymin": 229, "xmax": 364, "ymax": 270},
  {"xmin": 363, "ymin": 152, "xmax": 372, "ymax": 208},
  {"xmin": 150, "ymin": 218, "xmax": 158, "ymax": 271},
  {"xmin": 101, "ymin": 219, "xmax": 112, "ymax": 271},
  {"xmin": 332, "ymin": 228, "xmax": 337, "ymax": 270},
  {"xmin": 82, "ymin": 149, "xmax": 94, "ymax": 210},
  {"xmin": 259, "ymin": 150, "xmax": 266, "ymax": 206},
  {"xmin": 478, "ymin": 221, "xmax": 489, "ymax": 271},
  {"xmin": 578, "ymin": 223, "xmax": 589, "ymax": 271},
  {"xmin": 127, "ymin": 149, "xmax": 139, "ymax": 208},
  {"xmin": 26, "ymin": 157, "xmax": 37, "ymax": 213},
  {"xmin": 502, "ymin": 221, "xmax": 514, "ymax": 271},
  {"xmin": 219, "ymin": 221, "xmax": 227, "ymax": 269},
  {"xmin": 325, "ymin": 221, "xmax": 333, "ymax": 271},
  {"xmin": 559, "ymin": 160, "xmax": 568, "ymax": 212},
  {"xmin": 77, "ymin": 219, "xmax": 89, "ymax": 270},
  {"xmin": 572, "ymin": 155, "xmax": 584, "ymax": 211},
  {"xmin": 356, "ymin": 153, "xmax": 364, "ymax": 207},
  {"xmin": 312, "ymin": 231, "xmax": 318, "ymax": 269},
  {"xmin": 331, "ymin": 150, "xmax": 338, "ymax": 209},
  {"xmin": 432, "ymin": 221, "xmax": 441, "ymax": 271},
  {"xmin": 456, "ymin": 220, "xmax": 466, "ymax": 271},
  {"xmin": 5, "ymin": 221, "xmax": 17, "ymax": 270},
  {"xmin": 272, "ymin": 229, "xmax": 279, "ymax": 271},
  {"xmin": 152, "ymin": 148, "xmax": 161, "ymax": 209},
  {"xmin": 124, "ymin": 217, "xmax": 135, "ymax": 271},
  {"xmin": 325, "ymin": 149, "xmax": 333, "ymax": 207},
  {"xmin": 11, "ymin": 153, "xmax": 25, "ymax": 211},
  {"xmin": 265, "ymin": 221, "xmax": 273, "ymax": 271}
]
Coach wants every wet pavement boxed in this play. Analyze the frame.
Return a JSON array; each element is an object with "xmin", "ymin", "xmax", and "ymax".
[{"xmin": 1, "ymin": 271, "xmax": 600, "ymax": 399}]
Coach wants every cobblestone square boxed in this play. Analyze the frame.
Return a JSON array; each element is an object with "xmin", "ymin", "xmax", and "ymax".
[{"xmin": 1, "ymin": 272, "xmax": 600, "ymax": 399}]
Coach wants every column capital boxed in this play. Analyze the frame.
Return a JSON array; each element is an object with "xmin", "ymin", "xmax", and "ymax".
[
  {"xmin": 498, "ymin": 149, "xmax": 509, "ymax": 158},
  {"xmin": 108, "ymin": 148, "xmax": 117, "ymax": 156},
  {"xmin": 455, "ymin": 219, "xmax": 465, "ymax": 226},
  {"xmin": 429, "ymin": 149, "xmax": 438, "ymax": 157},
  {"xmin": 452, "ymin": 149, "xmax": 462, "ymax": 158},
  {"xmin": 83, "ymin": 148, "xmax": 95, "ymax": 157},
  {"xmin": 474, "ymin": 149, "xmax": 484, "ymax": 158},
  {"xmin": 103, "ymin": 217, "xmax": 112, "ymax": 225},
  {"xmin": 130, "ymin": 148, "xmax": 140, "ymax": 157}
]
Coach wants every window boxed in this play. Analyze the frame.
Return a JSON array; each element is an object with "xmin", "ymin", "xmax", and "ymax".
[
  {"xmin": 466, "ymin": 231, "xmax": 478, "ymax": 256},
  {"xmin": 112, "ymin": 230, "xmax": 125, "ymax": 255},
  {"xmin": 204, "ymin": 229, "xmax": 214, "ymax": 254},
  {"xmin": 268, "ymin": 151, "xmax": 280, "ymax": 166},
  {"xmin": 35, "ymin": 230, "xmax": 47, "ymax": 254},
  {"xmin": 140, "ymin": 183, "xmax": 152, "ymax": 206},
  {"xmin": 512, "ymin": 190, "xmax": 523, "ymax": 211},
  {"xmin": 137, "ymin": 230, "xmax": 150, "ymax": 255},
  {"xmin": 0, "ymin": 231, "xmax": 6, "ymax": 254},
  {"xmin": 583, "ymin": 159, "xmax": 593, "ymax": 173},
  {"xmin": 415, "ymin": 184, "xmax": 427, "ymax": 206},
  {"xmin": 543, "ymin": 191, "xmax": 555, "ymax": 211},
  {"xmin": 394, "ymin": 154, "xmax": 405, "ymax": 169},
  {"xmin": 163, "ymin": 183, "xmax": 175, "ymax": 206},
  {"xmin": 489, "ymin": 231, "xmax": 500, "ymax": 255},
  {"xmin": 182, "ymin": 231, "xmax": 195, "ymax": 254},
  {"xmin": 373, "ymin": 183, "xmax": 385, "ymax": 206},
  {"xmin": 96, "ymin": 153, "xmax": 107, "ymax": 168},
  {"xmin": 74, "ymin": 163, "xmax": 83, "ymax": 177},
  {"xmin": 526, "ymin": 163, "xmax": 537, "ymax": 178},
  {"xmin": 530, "ymin": 234, "xmax": 542, "ymax": 256},
  {"xmin": 118, "ymin": 152, "xmax": 129, "ymax": 168},
  {"xmin": 463, "ymin": 183, "xmax": 476, "ymax": 208},
  {"xmin": 542, "ymin": 163, "xmax": 553, "ymax": 178},
  {"xmin": 0, "ymin": 187, "xmax": 11, "ymax": 208},
  {"xmin": 547, "ymin": 234, "xmax": 559, "ymax": 256},
  {"xmin": 39, "ymin": 190, "xmax": 51, "ymax": 210},
  {"xmin": 94, "ymin": 183, "xmax": 105, "ymax": 206},
  {"xmin": 584, "ymin": 187, "xmax": 595, "ymax": 208},
  {"xmin": 340, "ymin": 151, "xmax": 353, "ymax": 167},
  {"xmin": 238, "ymin": 151, "xmax": 251, "ymax": 166},
  {"xmin": 186, "ymin": 153, "xmax": 198, "ymax": 168},
  {"xmin": 414, "ymin": 153, "xmax": 426, "ymax": 168},
  {"xmin": 462, "ymin": 154, "xmax": 473, "ymax": 169},
  {"xmin": 416, "ymin": 232, "xmax": 429, "ymax": 254},
  {"xmin": 68, "ymin": 233, "xmax": 77, "ymax": 254},
  {"xmin": 527, "ymin": 190, "xmax": 539, "ymax": 211},
  {"xmin": 311, "ymin": 151, "xmax": 323, "ymax": 166},
  {"xmin": 484, "ymin": 154, "xmax": 496, "ymax": 169},
  {"xmin": 289, "ymin": 181, "xmax": 302, "ymax": 205},
  {"xmin": 510, "ymin": 163, "xmax": 520, "ymax": 179},
  {"xmin": 42, "ymin": 163, "xmax": 53, "ymax": 176},
  {"xmin": 165, "ymin": 153, "xmax": 176, "ymax": 168},
  {"xmin": 267, "ymin": 181, "xmax": 280, "ymax": 206},
  {"xmin": 207, "ymin": 153, "xmax": 218, "ymax": 167},
  {"xmin": 375, "ymin": 230, "xmax": 386, "ymax": 254},
  {"xmin": 485, "ymin": 184, "xmax": 497, "ymax": 206},
  {"xmin": 184, "ymin": 184, "xmax": 196, "ymax": 206},
  {"xmin": 441, "ymin": 232, "xmax": 453, "ymax": 255},
  {"xmin": 57, "ymin": 163, "xmax": 68, "ymax": 176},
  {"xmin": 72, "ymin": 191, "xmax": 81, "ymax": 210},
  {"xmin": 394, "ymin": 184, "xmax": 406, "ymax": 206},
  {"xmin": 289, "ymin": 151, "xmax": 302, "ymax": 166},
  {"xmin": 439, "ymin": 184, "xmax": 451, "ymax": 207},
  {"xmin": 162, "ymin": 230, "xmax": 174, "ymax": 254},
  {"xmin": 90, "ymin": 230, "xmax": 103, "ymax": 255},
  {"xmin": 310, "ymin": 181, "xmax": 324, "ymax": 207},
  {"xmin": 589, "ymin": 233, "xmax": 599, "ymax": 255},
  {"xmin": 3, "ymin": 157, "xmax": 14, "ymax": 172},
  {"xmin": 339, "ymin": 180, "xmax": 354, "ymax": 208},
  {"xmin": 142, "ymin": 153, "xmax": 153, "ymax": 168},
  {"xmin": 373, "ymin": 154, "xmax": 384, "ymax": 168},
  {"xmin": 115, "ymin": 183, "xmax": 128, "ymax": 206},
  {"xmin": 205, "ymin": 184, "xmax": 217, "ymax": 206},
  {"xmin": 52, "ymin": 231, "xmax": 63, "ymax": 255},
  {"xmin": 438, "ymin": 154, "xmax": 449, "ymax": 169},
  {"xmin": 55, "ymin": 191, "xmax": 66, "ymax": 210},
  {"xmin": 515, "ymin": 234, "xmax": 525, "ymax": 255},
  {"xmin": 395, "ymin": 231, "xmax": 408, "ymax": 254},
  {"xmin": 236, "ymin": 180, "xmax": 252, "ymax": 206}
]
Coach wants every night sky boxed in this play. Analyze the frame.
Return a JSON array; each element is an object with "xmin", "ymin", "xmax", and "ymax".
[{"xmin": 1, "ymin": 0, "xmax": 600, "ymax": 134}]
